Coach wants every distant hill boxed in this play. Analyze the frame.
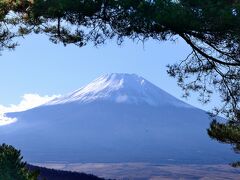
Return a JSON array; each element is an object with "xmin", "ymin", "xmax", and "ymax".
[{"xmin": 28, "ymin": 164, "xmax": 106, "ymax": 180}]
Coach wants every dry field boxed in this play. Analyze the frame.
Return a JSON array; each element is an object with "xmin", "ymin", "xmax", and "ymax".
[{"xmin": 34, "ymin": 163, "xmax": 240, "ymax": 180}]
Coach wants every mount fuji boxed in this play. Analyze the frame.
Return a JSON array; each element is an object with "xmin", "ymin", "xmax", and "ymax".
[{"xmin": 0, "ymin": 73, "xmax": 238, "ymax": 163}]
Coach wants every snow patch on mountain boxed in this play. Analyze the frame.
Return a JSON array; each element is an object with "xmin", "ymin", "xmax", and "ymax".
[{"xmin": 46, "ymin": 73, "xmax": 192, "ymax": 108}]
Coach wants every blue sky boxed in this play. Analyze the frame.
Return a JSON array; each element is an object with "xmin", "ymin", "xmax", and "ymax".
[{"xmin": 0, "ymin": 33, "xmax": 218, "ymax": 111}]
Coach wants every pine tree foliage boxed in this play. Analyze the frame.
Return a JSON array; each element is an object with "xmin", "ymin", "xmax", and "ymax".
[
  {"xmin": 208, "ymin": 120, "xmax": 240, "ymax": 167},
  {"xmin": 0, "ymin": 143, "xmax": 39, "ymax": 180}
]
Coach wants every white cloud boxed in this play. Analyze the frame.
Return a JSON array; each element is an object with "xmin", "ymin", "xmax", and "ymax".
[
  {"xmin": 0, "ymin": 115, "xmax": 17, "ymax": 126},
  {"xmin": 0, "ymin": 93, "xmax": 61, "ymax": 126}
]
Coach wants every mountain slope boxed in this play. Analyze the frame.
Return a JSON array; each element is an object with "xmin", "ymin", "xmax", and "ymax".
[{"xmin": 0, "ymin": 73, "xmax": 238, "ymax": 164}]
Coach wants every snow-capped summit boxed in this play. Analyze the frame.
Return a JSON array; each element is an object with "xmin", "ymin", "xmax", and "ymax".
[{"xmin": 46, "ymin": 73, "xmax": 191, "ymax": 107}]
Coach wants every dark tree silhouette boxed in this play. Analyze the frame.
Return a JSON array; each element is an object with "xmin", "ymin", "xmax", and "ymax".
[
  {"xmin": 208, "ymin": 120, "xmax": 240, "ymax": 167},
  {"xmin": 28, "ymin": 165, "xmax": 106, "ymax": 180},
  {"xmin": 0, "ymin": 143, "xmax": 39, "ymax": 180}
]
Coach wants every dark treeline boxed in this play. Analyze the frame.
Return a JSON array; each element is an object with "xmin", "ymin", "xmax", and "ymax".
[{"xmin": 27, "ymin": 164, "xmax": 107, "ymax": 180}]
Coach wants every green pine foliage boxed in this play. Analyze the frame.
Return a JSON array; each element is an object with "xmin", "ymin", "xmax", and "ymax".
[
  {"xmin": 208, "ymin": 120, "xmax": 240, "ymax": 167},
  {"xmin": 0, "ymin": 144, "xmax": 39, "ymax": 180}
]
